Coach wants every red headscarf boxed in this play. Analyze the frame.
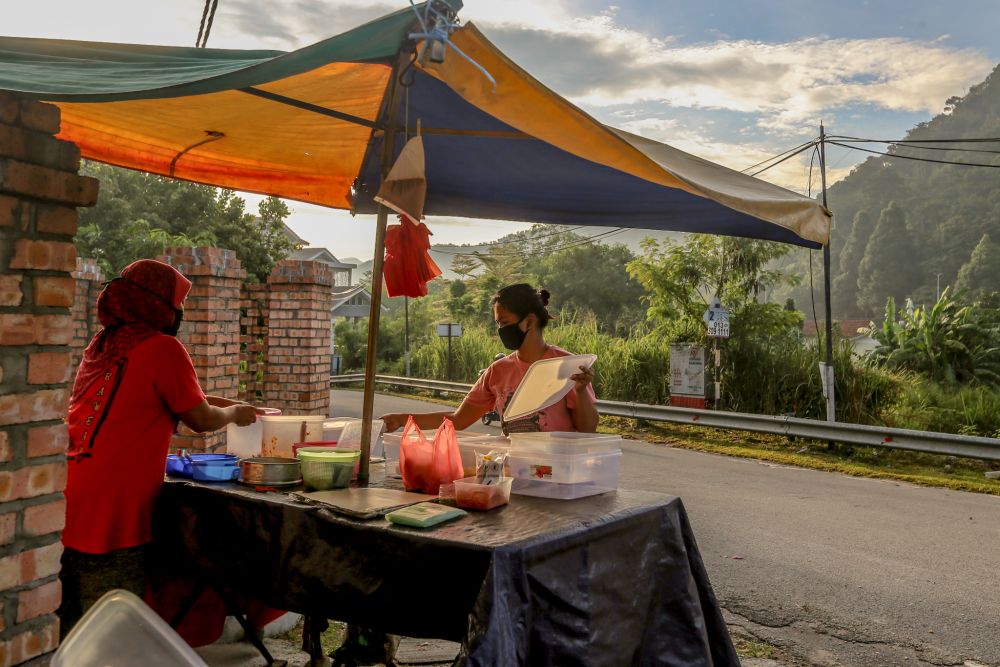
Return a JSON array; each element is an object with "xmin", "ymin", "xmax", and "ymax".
[{"xmin": 71, "ymin": 260, "xmax": 192, "ymax": 401}]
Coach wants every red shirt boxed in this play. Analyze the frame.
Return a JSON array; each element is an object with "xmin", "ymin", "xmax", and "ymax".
[
  {"xmin": 64, "ymin": 334, "xmax": 205, "ymax": 554},
  {"xmin": 465, "ymin": 346, "xmax": 597, "ymax": 433}
]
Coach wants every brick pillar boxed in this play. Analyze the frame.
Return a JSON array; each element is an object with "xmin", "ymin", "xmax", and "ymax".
[
  {"xmin": 68, "ymin": 258, "xmax": 104, "ymax": 379},
  {"xmin": 238, "ymin": 283, "xmax": 268, "ymax": 404},
  {"xmin": 159, "ymin": 247, "xmax": 244, "ymax": 453},
  {"xmin": 0, "ymin": 92, "xmax": 98, "ymax": 664},
  {"xmin": 265, "ymin": 260, "xmax": 333, "ymax": 415}
]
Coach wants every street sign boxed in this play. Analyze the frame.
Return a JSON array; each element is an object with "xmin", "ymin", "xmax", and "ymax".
[
  {"xmin": 669, "ymin": 344, "xmax": 705, "ymax": 397},
  {"xmin": 703, "ymin": 297, "xmax": 730, "ymax": 339},
  {"xmin": 437, "ymin": 323, "xmax": 462, "ymax": 337}
]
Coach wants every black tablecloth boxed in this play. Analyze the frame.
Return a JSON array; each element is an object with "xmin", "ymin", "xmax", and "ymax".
[{"xmin": 153, "ymin": 476, "xmax": 738, "ymax": 667}]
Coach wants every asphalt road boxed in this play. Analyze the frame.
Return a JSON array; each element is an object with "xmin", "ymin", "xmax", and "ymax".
[{"xmin": 330, "ymin": 389, "xmax": 1000, "ymax": 667}]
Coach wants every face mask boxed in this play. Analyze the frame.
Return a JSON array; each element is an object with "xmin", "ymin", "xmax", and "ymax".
[
  {"xmin": 163, "ymin": 308, "xmax": 184, "ymax": 337},
  {"xmin": 497, "ymin": 318, "xmax": 527, "ymax": 351}
]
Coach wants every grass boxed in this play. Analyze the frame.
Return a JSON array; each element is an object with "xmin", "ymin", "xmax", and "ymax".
[
  {"xmin": 336, "ymin": 385, "xmax": 1000, "ymax": 495},
  {"xmin": 733, "ymin": 637, "xmax": 782, "ymax": 660},
  {"xmin": 274, "ymin": 617, "xmax": 347, "ymax": 656}
]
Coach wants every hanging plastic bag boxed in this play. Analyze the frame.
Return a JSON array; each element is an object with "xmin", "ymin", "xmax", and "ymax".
[{"xmin": 399, "ymin": 416, "xmax": 463, "ymax": 494}]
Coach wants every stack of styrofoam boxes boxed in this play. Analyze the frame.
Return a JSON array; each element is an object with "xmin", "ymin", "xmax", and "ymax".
[{"xmin": 507, "ymin": 432, "xmax": 623, "ymax": 499}]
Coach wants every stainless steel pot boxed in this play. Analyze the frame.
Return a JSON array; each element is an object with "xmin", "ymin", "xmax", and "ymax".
[{"xmin": 239, "ymin": 457, "xmax": 301, "ymax": 487}]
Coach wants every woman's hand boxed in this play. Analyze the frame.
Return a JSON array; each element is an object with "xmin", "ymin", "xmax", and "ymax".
[
  {"xmin": 232, "ymin": 404, "xmax": 258, "ymax": 427},
  {"xmin": 381, "ymin": 413, "xmax": 408, "ymax": 433},
  {"xmin": 570, "ymin": 365, "xmax": 594, "ymax": 392}
]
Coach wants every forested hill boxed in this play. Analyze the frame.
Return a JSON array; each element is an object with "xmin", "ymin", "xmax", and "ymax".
[{"xmin": 823, "ymin": 64, "xmax": 1000, "ymax": 318}]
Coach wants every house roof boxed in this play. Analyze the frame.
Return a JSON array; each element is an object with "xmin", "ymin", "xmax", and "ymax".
[
  {"xmin": 289, "ymin": 247, "xmax": 356, "ymax": 269},
  {"xmin": 330, "ymin": 285, "xmax": 388, "ymax": 312}
]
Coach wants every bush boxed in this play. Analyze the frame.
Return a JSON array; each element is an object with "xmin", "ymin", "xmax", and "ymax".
[{"xmin": 883, "ymin": 380, "xmax": 1000, "ymax": 437}]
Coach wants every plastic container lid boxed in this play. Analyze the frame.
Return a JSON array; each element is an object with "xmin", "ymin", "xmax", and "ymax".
[
  {"xmin": 509, "ymin": 432, "xmax": 622, "ymax": 454},
  {"xmin": 53, "ymin": 589, "xmax": 208, "ymax": 667},
  {"xmin": 504, "ymin": 354, "xmax": 597, "ymax": 422},
  {"xmin": 297, "ymin": 448, "xmax": 360, "ymax": 463}
]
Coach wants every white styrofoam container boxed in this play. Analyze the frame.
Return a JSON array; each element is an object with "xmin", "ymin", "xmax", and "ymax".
[{"xmin": 509, "ymin": 449, "xmax": 621, "ymax": 499}]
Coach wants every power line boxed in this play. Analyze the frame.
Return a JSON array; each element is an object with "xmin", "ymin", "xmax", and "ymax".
[
  {"xmin": 828, "ymin": 134, "xmax": 1000, "ymax": 144},
  {"xmin": 195, "ymin": 0, "xmax": 220, "ymax": 48},
  {"xmin": 830, "ymin": 138, "xmax": 1000, "ymax": 156},
  {"xmin": 749, "ymin": 141, "xmax": 820, "ymax": 177},
  {"xmin": 431, "ymin": 225, "xmax": 594, "ymax": 256},
  {"xmin": 740, "ymin": 139, "xmax": 817, "ymax": 174},
  {"xmin": 828, "ymin": 141, "xmax": 1000, "ymax": 169}
]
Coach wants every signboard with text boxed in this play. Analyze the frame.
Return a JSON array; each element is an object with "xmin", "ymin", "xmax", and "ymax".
[
  {"xmin": 669, "ymin": 344, "xmax": 705, "ymax": 397},
  {"xmin": 436, "ymin": 323, "xmax": 462, "ymax": 337},
  {"xmin": 703, "ymin": 297, "xmax": 730, "ymax": 339}
]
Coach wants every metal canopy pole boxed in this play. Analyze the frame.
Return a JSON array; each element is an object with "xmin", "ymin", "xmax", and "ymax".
[
  {"xmin": 820, "ymin": 123, "xmax": 836, "ymax": 422},
  {"xmin": 358, "ymin": 54, "xmax": 408, "ymax": 482}
]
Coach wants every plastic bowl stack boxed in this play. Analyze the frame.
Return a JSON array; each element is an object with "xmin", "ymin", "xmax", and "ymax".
[{"xmin": 296, "ymin": 448, "xmax": 361, "ymax": 491}]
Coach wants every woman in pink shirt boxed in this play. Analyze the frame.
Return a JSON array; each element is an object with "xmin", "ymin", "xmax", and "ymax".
[{"xmin": 382, "ymin": 284, "xmax": 598, "ymax": 434}]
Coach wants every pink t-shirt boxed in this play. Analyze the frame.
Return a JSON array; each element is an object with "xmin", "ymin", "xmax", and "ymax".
[{"xmin": 464, "ymin": 346, "xmax": 597, "ymax": 433}]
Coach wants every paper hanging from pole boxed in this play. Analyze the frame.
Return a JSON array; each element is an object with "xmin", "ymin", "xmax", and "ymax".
[{"xmin": 374, "ymin": 135, "xmax": 426, "ymax": 221}]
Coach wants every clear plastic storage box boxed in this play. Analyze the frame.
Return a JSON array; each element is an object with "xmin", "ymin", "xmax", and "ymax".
[
  {"xmin": 508, "ymin": 447, "xmax": 622, "ymax": 500},
  {"xmin": 53, "ymin": 589, "xmax": 208, "ymax": 667},
  {"xmin": 508, "ymin": 431, "xmax": 622, "ymax": 455}
]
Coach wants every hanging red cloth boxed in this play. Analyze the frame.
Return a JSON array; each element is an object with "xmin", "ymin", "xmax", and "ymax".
[{"xmin": 383, "ymin": 214, "xmax": 442, "ymax": 298}]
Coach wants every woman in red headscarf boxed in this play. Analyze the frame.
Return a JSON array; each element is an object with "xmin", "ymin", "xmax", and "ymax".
[{"xmin": 60, "ymin": 259, "xmax": 257, "ymax": 635}]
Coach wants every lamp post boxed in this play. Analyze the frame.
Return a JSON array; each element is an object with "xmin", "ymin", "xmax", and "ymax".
[{"xmin": 935, "ymin": 273, "xmax": 943, "ymax": 302}]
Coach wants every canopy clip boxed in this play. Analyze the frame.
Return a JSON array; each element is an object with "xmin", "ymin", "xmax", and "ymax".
[{"xmin": 408, "ymin": 0, "xmax": 497, "ymax": 91}]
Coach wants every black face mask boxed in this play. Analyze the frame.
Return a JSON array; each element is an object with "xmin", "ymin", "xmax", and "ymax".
[
  {"xmin": 163, "ymin": 308, "xmax": 184, "ymax": 337},
  {"xmin": 497, "ymin": 318, "xmax": 527, "ymax": 351}
]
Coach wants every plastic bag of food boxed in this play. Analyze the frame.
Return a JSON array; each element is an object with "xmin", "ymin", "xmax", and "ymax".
[
  {"xmin": 399, "ymin": 416, "xmax": 463, "ymax": 494},
  {"xmin": 475, "ymin": 450, "xmax": 508, "ymax": 486}
]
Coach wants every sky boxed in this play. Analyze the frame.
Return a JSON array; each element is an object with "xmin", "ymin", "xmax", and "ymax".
[{"xmin": 5, "ymin": 0, "xmax": 998, "ymax": 260}]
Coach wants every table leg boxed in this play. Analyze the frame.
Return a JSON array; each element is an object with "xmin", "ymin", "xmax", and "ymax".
[
  {"xmin": 168, "ymin": 581, "xmax": 207, "ymax": 628},
  {"xmin": 217, "ymin": 590, "xmax": 286, "ymax": 667},
  {"xmin": 302, "ymin": 615, "xmax": 328, "ymax": 665}
]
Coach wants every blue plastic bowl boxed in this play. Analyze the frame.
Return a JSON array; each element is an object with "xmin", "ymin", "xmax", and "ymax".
[{"xmin": 166, "ymin": 454, "xmax": 238, "ymax": 479}]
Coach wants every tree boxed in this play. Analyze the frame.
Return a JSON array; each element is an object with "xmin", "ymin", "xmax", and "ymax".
[
  {"xmin": 627, "ymin": 235, "xmax": 796, "ymax": 341},
  {"xmin": 856, "ymin": 202, "xmax": 922, "ymax": 317},
  {"xmin": 77, "ymin": 162, "xmax": 297, "ymax": 280},
  {"xmin": 532, "ymin": 242, "xmax": 645, "ymax": 334},
  {"xmin": 832, "ymin": 209, "xmax": 875, "ymax": 317},
  {"xmin": 955, "ymin": 234, "xmax": 1000, "ymax": 297}
]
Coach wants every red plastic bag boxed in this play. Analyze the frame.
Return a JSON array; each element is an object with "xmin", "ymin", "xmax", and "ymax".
[
  {"xmin": 399, "ymin": 416, "xmax": 463, "ymax": 494},
  {"xmin": 383, "ymin": 215, "xmax": 442, "ymax": 298}
]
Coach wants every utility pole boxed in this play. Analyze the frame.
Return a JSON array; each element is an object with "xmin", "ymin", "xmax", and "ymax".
[
  {"xmin": 404, "ymin": 295, "xmax": 411, "ymax": 376},
  {"xmin": 820, "ymin": 123, "xmax": 836, "ymax": 423},
  {"xmin": 936, "ymin": 273, "xmax": 943, "ymax": 302}
]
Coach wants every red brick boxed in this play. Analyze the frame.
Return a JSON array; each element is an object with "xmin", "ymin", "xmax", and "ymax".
[
  {"xmin": 27, "ymin": 424, "xmax": 68, "ymax": 458},
  {"xmin": 19, "ymin": 542, "xmax": 62, "ymax": 586},
  {"xmin": 12, "ymin": 618, "xmax": 59, "ymax": 663},
  {"xmin": 0, "ymin": 158, "xmax": 98, "ymax": 207},
  {"xmin": 22, "ymin": 499, "xmax": 66, "ymax": 537},
  {"xmin": 0, "ymin": 124, "xmax": 79, "ymax": 171},
  {"xmin": 0, "ymin": 430, "xmax": 9, "ymax": 463},
  {"xmin": 0, "ymin": 313, "xmax": 71, "ymax": 346},
  {"xmin": 0, "ymin": 553, "xmax": 18, "ymax": 590},
  {"xmin": 35, "ymin": 204, "xmax": 78, "ymax": 235},
  {"xmin": 27, "ymin": 352, "xmax": 72, "ymax": 385},
  {"xmin": 16, "ymin": 579, "xmax": 61, "ymax": 623},
  {"xmin": 18, "ymin": 99, "xmax": 60, "ymax": 135},
  {"xmin": 25, "ymin": 462, "xmax": 67, "ymax": 498},
  {"xmin": 0, "ymin": 275, "xmax": 23, "ymax": 306},
  {"xmin": 32, "ymin": 276, "xmax": 75, "ymax": 307},
  {"xmin": 0, "ymin": 513, "xmax": 15, "ymax": 546},
  {"xmin": 0, "ymin": 388, "xmax": 69, "ymax": 427},
  {"xmin": 0, "ymin": 193, "xmax": 17, "ymax": 227},
  {"xmin": 0, "ymin": 92, "xmax": 19, "ymax": 124},
  {"xmin": 9, "ymin": 239, "xmax": 77, "ymax": 272}
]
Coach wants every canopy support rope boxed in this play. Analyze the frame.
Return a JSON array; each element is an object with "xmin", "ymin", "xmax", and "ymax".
[{"xmin": 169, "ymin": 130, "xmax": 225, "ymax": 177}]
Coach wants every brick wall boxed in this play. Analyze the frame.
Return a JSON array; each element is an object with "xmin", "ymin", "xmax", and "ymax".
[
  {"xmin": 68, "ymin": 259, "xmax": 103, "ymax": 378},
  {"xmin": 0, "ymin": 92, "xmax": 98, "ymax": 665},
  {"xmin": 160, "ymin": 247, "xmax": 244, "ymax": 453},
  {"xmin": 238, "ymin": 283, "xmax": 268, "ymax": 404},
  {"xmin": 264, "ymin": 260, "xmax": 333, "ymax": 414}
]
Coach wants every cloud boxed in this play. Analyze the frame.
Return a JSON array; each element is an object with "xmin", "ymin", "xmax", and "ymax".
[{"xmin": 480, "ymin": 15, "xmax": 995, "ymax": 132}]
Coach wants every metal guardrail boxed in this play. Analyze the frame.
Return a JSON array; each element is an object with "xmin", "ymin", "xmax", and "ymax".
[{"xmin": 331, "ymin": 374, "xmax": 1000, "ymax": 462}]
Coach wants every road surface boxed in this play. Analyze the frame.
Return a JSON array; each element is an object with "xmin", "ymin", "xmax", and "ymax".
[{"xmin": 330, "ymin": 389, "xmax": 1000, "ymax": 667}]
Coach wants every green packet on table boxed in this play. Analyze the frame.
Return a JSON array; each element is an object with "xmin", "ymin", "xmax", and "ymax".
[{"xmin": 385, "ymin": 502, "xmax": 467, "ymax": 528}]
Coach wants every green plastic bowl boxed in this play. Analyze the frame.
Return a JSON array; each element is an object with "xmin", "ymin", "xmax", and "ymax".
[{"xmin": 297, "ymin": 449, "xmax": 360, "ymax": 490}]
